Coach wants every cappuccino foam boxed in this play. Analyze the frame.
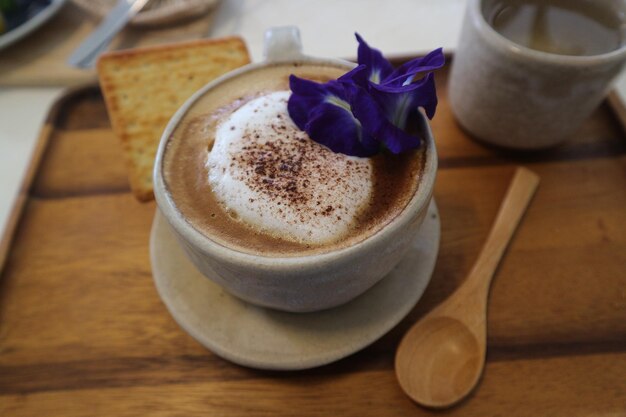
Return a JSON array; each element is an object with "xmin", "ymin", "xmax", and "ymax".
[
  {"xmin": 162, "ymin": 62, "xmax": 425, "ymax": 256},
  {"xmin": 206, "ymin": 91, "xmax": 372, "ymax": 244}
]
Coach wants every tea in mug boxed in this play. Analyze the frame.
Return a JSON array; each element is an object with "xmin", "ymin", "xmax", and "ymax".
[{"xmin": 485, "ymin": 0, "xmax": 625, "ymax": 56}]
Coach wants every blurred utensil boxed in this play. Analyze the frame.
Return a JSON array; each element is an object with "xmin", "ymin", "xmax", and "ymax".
[{"xmin": 67, "ymin": 0, "xmax": 149, "ymax": 68}]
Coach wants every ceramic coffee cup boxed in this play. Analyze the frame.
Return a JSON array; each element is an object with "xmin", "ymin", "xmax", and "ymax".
[
  {"xmin": 153, "ymin": 27, "xmax": 437, "ymax": 313},
  {"xmin": 449, "ymin": 0, "xmax": 626, "ymax": 149}
]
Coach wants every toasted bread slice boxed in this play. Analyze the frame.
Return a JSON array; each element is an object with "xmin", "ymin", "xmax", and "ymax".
[{"xmin": 97, "ymin": 37, "xmax": 250, "ymax": 201}]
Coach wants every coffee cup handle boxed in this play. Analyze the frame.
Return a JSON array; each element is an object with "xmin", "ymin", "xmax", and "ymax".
[{"xmin": 263, "ymin": 26, "xmax": 304, "ymax": 62}]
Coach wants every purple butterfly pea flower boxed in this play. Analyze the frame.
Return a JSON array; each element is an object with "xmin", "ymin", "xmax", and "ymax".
[
  {"xmin": 287, "ymin": 34, "xmax": 444, "ymax": 156},
  {"xmin": 287, "ymin": 70, "xmax": 380, "ymax": 157}
]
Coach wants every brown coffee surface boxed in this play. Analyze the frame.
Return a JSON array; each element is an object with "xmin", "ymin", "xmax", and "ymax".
[{"xmin": 162, "ymin": 62, "xmax": 425, "ymax": 256}]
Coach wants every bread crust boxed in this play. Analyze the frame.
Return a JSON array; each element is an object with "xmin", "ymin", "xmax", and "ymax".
[{"xmin": 97, "ymin": 37, "xmax": 251, "ymax": 201}]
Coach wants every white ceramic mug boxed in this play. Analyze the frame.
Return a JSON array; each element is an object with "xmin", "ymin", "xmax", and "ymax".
[
  {"xmin": 153, "ymin": 27, "xmax": 438, "ymax": 312},
  {"xmin": 449, "ymin": 0, "xmax": 626, "ymax": 149}
]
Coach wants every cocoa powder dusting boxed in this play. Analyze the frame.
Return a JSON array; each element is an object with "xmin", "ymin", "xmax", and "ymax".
[{"xmin": 228, "ymin": 111, "xmax": 363, "ymax": 226}]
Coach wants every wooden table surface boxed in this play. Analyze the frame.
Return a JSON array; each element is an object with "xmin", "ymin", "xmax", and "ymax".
[{"xmin": 1, "ymin": 65, "xmax": 626, "ymax": 416}]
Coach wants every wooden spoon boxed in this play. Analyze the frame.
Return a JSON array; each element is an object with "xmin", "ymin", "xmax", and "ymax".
[{"xmin": 395, "ymin": 167, "xmax": 540, "ymax": 408}]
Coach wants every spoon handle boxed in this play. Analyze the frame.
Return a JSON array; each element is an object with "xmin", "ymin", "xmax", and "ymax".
[{"xmin": 465, "ymin": 167, "xmax": 540, "ymax": 302}]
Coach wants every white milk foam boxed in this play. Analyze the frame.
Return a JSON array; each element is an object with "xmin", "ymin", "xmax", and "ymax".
[{"xmin": 206, "ymin": 91, "xmax": 373, "ymax": 244}]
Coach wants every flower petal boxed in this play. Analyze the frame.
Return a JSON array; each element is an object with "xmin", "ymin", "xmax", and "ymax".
[
  {"xmin": 384, "ymin": 48, "xmax": 445, "ymax": 87},
  {"xmin": 347, "ymin": 84, "xmax": 422, "ymax": 154},
  {"xmin": 288, "ymin": 75, "xmax": 345, "ymax": 129},
  {"xmin": 355, "ymin": 33, "xmax": 394, "ymax": 84},
  {"xmin": 305, "ymin": 101, "xmax": 379, "ymax": 157},
  {"xmin": 289, "ymin": 74, "xmax": 380, "ymax": 156},
  {"xmin": 338, "ymin": 64, "xmax": 369, "ymax": 87},
  {"xmin": 369, "ymin": 73, "xmax": 438, "ymax": 121}
]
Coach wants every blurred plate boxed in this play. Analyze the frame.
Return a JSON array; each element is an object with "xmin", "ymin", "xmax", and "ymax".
[
  {"xmin": 0, "ymin": 0, "xmax": 67, "ymax": 51},
  {"xmin": 72, "ymin": 0, "xmax": 219, "ymax": 27}
]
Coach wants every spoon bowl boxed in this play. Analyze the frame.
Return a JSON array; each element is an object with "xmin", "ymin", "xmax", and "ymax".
[{"xmin": 396, "ymin": 317, "xmax": 483, "ymax": 408}]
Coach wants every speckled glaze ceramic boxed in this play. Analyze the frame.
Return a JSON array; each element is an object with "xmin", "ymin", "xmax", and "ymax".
[
  {"xmin": 153, "ymin": 27, "xmax": 438, "ymax": 312},
  {"xmin": 449, "ymin": 0, "xmax": 626, "ymax": 149},
  {"xmin": 150, "ymin": 203, "xmax": 439, "ymax": 370}
]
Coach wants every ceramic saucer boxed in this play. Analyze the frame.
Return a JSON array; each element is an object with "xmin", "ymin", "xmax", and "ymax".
[{"xmin": 150, "ymin": 201, "xmax": 440, "ymax": 370}]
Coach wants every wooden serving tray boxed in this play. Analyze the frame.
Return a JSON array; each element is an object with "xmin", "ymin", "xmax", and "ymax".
[{"xmin": 1, "ymin": 64, "xmax": 626, "ymax": 416}]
